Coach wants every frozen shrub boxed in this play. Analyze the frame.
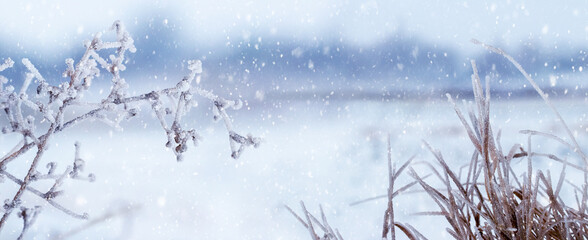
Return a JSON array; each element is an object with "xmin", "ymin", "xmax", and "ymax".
[{"xmin": 0, "ymin": 21, "xmax": 259, "ymax": 238}]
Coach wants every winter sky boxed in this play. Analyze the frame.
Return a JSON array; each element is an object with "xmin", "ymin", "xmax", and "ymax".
[{"xmin": 1, "ymin": 0, "xmax": 586, "ymax": 56}]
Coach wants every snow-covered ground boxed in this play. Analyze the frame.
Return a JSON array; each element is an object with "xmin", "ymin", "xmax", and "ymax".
[
  {"xmin": 1, "ymin": 94, "xmax": 586, "ymax": 239},
  {"xmin": 1, "ymin": 1, "xmax": 587, "ymax": 239}
]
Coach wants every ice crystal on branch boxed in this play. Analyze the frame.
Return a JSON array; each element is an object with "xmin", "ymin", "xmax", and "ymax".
[{"xmin": 0, "ymin": 20, "xmax": 259, "ymax": 238}]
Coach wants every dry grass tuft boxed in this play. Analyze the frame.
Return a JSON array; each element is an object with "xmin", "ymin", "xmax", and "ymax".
[{"xmin": 289, "ymin": 41, "xmax": 588, "ymax": 239}]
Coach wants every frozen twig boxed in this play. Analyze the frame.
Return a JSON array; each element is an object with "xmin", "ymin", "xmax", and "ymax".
[
  {"xmin": 0, "ymin": 58, "xmax": 14, "ymax": 72},
  {"xmin": 16, "ymin": 206, "xmax": 41, "ymax": 240},
  {"xmin": 0, "ymin": 20, "xmax": 259, "ymax": 237},
  {"xmin": 1, "ymin": 170, "xmax": 88, "ymax": 219},
  {"xmin": 51, "ymin": 203, "xmax": 140, "ymax": 240}
]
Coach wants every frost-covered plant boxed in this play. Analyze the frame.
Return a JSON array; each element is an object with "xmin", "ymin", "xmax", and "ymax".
[
  {"xmin": 410, "ymin": 40, "xmax": 588, "ymax": 239},
  {"xmin": 395, "ymin": 41, "xmax": 587, "ymax": 239},
  {"xmin": 291, "ymin": 41, "xmax": 588, "ymax": 239},
  {"xmin": 0, "ymin": 21, "xmax": 259, "ymax": 238},
  {"xmin": 286, "ymin": 202, "xmax": 345, "ymax": 240}
]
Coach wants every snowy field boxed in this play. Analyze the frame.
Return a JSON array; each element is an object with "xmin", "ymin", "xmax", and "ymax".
[
  {"xmin": 1, "ymin": 94, "xmax": 586, "ymax": 239},
  {"xmin": 1, "ymin": 1, "xmax": 588, "ymax": 239}
]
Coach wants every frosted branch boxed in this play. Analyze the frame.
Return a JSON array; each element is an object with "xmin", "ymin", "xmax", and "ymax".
[
  {"xmin": 16, "ymin": 205, "xmax": 41, "ymax": 240},
  {"xmin": 0, "ymin": 58, "xmax": 14, "ymax": 72},
  {"xmin": 0, "ymin": 20, "xmax": 259, "ymax": 236},
  {"xmin": 1, "ymin": 170, "xmax": 88, "ymax": 219}
]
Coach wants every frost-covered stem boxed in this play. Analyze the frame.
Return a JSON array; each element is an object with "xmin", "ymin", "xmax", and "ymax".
[
  {"xmin": 0, "ymin": 94, "xmax": 71, "ymax": 231},
  {"xmin": 172, "ymin": 61, "xmax": 199, "ymax": 124},
  {"xmin": 1, "ymin": 168, "xmax": 88, "ymax": 219},
  {"xmin": 44, "ymin": 166, "xmax": 71, "ymax": 199},
  {"xmin": 215, "ymin": 101, "xmax": 238, "ymax": 153},
  {"xmin": 16, "ymin": 206, "xmax": 41, "ymax": 240},
  {"xmin": 386, "ymin": 135, "xmax": 395, "ymax": 240},
  {"xmin": 471, "ymin": 39, "xmax": 587, "ymax": 164},
  {"xmin": 112, "ymin": 89, "xmax": 171, "ymax": 104},
  {"xmin": 300, "ymin": 201, "xmax": 320, "ymax": 240},
  {"xmin": 195, "ymin": 88, "xmax": 259, "ymax": 159},
  {"xmin": 0, "ymin": 122, "xmax": 56, "ymax": 232},
  {"xmin": 445, "ymin": 94, "xmax": 482, "ymax": 154},
  {"xmin": 284, "ymin": 205, "xmax": 309, "ymax": 229},
  {"xmin": 59, "ymin": 65, "xmax": 257, "ymax": 160},
  {"xmin": 473, "ymin": 38, "xmax": 588, "ymax": 217},
  {"xmin": 51, "ymin": 204, "xmax": 139, "ymax": 240},
  {"xmin": 0, "ymin": 142, "xmax": 36, "ymax": 168},
  {"xmin": 173, "ymin": 93, "xmax": 187, "ymax": 124},
  {"xmin": 72, "ymin": 34, "xmax": 101, "ymax": 84},
  {"xmin": 56, "ymin": 90, "xmax": 166, "ymax": 132},
  {"xmin": 0, "ymin": 58, "xmax": 14, "ymax": 71},
  {"xmin": 287, "ymin": 202, "xmax": 345, "ymax": 238},
  {"xmin": 21, "ymin": 59, "xmax": 45, "ymax": 86},
  {"xmin": 55, "ymin": 108, "xmax": 102, "ymax": 132},
  {"xmin": 46, "ymin": 199, "xmax": 88, "ymax": 219}
]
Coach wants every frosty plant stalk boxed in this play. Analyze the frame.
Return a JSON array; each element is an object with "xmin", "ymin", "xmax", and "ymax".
[
  {"xmin": 290, "ymin": 41, "xmax": 588, "ymax": 239},
  {"xmin": 0, "ymin": 21, "xmax": 260, "ymax": 238}
]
